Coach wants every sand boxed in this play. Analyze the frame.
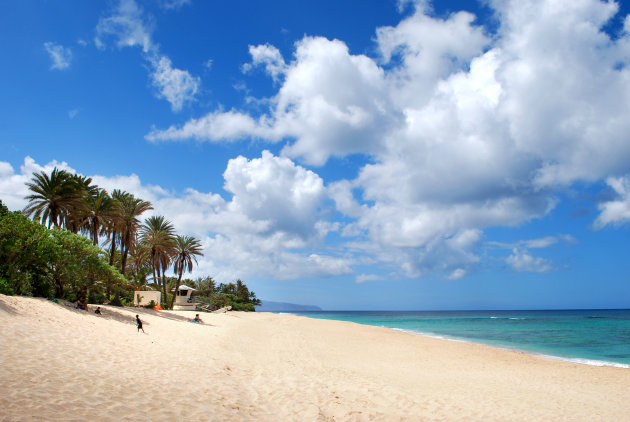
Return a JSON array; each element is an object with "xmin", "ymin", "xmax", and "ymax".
[{"xmin": 0, "ymin": 295, "xmax": 628, "ymax": 421}]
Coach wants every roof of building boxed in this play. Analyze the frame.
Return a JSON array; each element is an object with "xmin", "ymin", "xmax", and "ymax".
[{"xmin": 172, "ymin": 285, "xmax": 196, "ymax": 291}]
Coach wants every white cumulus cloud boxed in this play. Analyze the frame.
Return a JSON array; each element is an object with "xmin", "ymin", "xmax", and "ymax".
[
  {"xmin": 242, "ymin": 44, "xmax": 288, "ymax": 82},
  {"xmin": 506, "ymin": 248, "xmax": 554, "ymax": 273},
  {"xmin": 594, "ymin": 176, "xmax": 630, "ymax": 228},
  {"xmin": 149, "ymin": 55, "xmax": 200, "ymax": 112}
]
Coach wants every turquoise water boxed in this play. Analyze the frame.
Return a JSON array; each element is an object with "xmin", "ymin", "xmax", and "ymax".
[{"xmin": 291, "ymin": 310, "xmax": 630, "ymax": 367}]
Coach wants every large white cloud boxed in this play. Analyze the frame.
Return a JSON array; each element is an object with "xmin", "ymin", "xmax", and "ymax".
[
  {"xmin": 491, "ymin": 0, "xmax": 630, "ymax": 187},
  {"xmin": 223, "ymin": 151, "xmax": 326, "ymax": 236},
  {"xmin": 376, "ymin": 4, "xmax": 490, "ymax": 108}
]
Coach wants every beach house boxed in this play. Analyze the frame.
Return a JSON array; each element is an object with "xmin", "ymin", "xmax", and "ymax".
[{"xmin": 133, "ymin": 290, "xmax": 161, "ymax": 307}]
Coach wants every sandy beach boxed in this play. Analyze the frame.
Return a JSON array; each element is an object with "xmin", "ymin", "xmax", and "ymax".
[{"xmin": 0, "ymin": 295, "xmax": 628, "ymax": 421}]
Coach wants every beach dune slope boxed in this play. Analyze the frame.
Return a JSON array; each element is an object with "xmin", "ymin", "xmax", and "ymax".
[{"xmin": 0, "ymin": 295, "xmax": 628, "ymax": 421}]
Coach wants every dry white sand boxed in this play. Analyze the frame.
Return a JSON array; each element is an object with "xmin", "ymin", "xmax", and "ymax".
[{"xmin": 1, "ymin": 295, "xmax": 629, "ymax": 421}]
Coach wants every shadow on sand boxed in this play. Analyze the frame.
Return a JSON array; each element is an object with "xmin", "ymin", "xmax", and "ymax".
[{"xmin": 52, "ymin": 299, "xmax": 213, "ymax": 326}]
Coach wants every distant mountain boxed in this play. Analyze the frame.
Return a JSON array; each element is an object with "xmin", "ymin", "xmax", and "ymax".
[{"xmin": 256, "ymin": 300, "xmax": 322, "ymax": 312}]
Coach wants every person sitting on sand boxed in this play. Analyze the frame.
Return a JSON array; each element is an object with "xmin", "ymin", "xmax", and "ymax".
[
  {"xmin": 192, "ymin": 314, "xmax": 203, "ymax": 323},
  {"xmin": 95, "ymin": 307, "xmax": 101, "ymax": 315},
  {"xmin": 76, "ymin": 298, "xmax": 88, "ymax": 311},
  {"xmin": 136, "ymin": 315, "xmax": 145, "ymax": 333}
]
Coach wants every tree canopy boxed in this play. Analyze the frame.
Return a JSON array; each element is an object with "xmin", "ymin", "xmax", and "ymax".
[{"xmin": 0, "ymin": 199, "xmax": 126, "ymax": 298}]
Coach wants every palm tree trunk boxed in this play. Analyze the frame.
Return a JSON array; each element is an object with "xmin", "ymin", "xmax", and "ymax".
[
  {"xmin": 54, "ymin": 275, "xmax": 63, "ymax": 298},
  {"xmin": 106, "ymin": 236, "xmax": 117, "ymax": 299},
  {"xmin": 50, "ymin": 205, "xmax": 58, "ymax": 229},
  {"xmin": 109, "ymin": 236, "xmax": 117, "ymax": 266},
  {"xmin": 156, "ymin": 264, "xmax": 167, "ymax": 308},
  {"xmin": 161, "ymin": 265, "xmax": 169, "ymax": 310},
  {"xmin": 92, "ymin": 217, "xmax": 99, "ymax": 246},
  {"xmin": 120, "ymin": 231, "xmax": 128, "ymax": 275}
]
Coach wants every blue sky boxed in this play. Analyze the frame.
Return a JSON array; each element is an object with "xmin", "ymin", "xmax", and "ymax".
[{"xmin": 1, "ymin": 0, "xmax": 630, "ymax": 310}]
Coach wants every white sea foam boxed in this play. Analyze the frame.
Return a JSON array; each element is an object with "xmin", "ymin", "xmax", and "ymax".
[
  {"xmin": 390, "ymin": 328, "xmax": 630, "ymax": 369},
  {"xmin": 537, "ymin": 355, "xmax": 630, "ymax": 369},
  {"xmin": 489, "ymin": 316, "xmax": 527, "ymax": 320}
]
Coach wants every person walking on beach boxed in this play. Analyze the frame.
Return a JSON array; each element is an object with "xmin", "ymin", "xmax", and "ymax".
[{"xmin": 136, "ymin": 315, "xmax": 145, "ymax": 333}]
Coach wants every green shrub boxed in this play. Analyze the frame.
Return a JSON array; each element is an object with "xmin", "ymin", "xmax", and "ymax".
[
  {"xmin": 109, "ymin": 294, "xmax": 123, "ymax": 307},
  {"xmin": 0, "ymin": 277, "xmax": 13, "ymax": 295},
  {"xmin": 231, "ymin": 302, "xmax": 255, "ymax": 312},
  {"xmin": 89, "ymin": 289, "xmax": 107, "ymax": 305}
]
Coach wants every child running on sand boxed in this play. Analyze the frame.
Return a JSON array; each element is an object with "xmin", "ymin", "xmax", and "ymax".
[{"xmin": 136, "ymin": 315, "xmax": 145, "ymax": 333}]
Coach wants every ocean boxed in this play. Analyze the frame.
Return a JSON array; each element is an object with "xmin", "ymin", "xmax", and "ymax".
[{"xmin": 290, "ymin": 309, "xmax": 630, "ymax": 368}]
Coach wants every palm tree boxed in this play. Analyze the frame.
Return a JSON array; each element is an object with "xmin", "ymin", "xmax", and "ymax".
[
  {"xmin": 84, "ymin": 189, "xmax": 115, "ymax": 246},
  {"xmin": 140, "ymin": 216, "xmax": 176, "ymax": 307},
  {"xmin": 118, "ymin": 194, "xmax": 153, "ymax": 275},
  {"xmin": 128, "ymin": 243, "xmax": 152, "ymax": 288},
  {"xmin": 105, "ymin": 190, "xmax": 127, "ymax": 267},
  {"xmin": 64, "ymin": 174, "xmax": 97, "ymax": 234},
  {"xmin": 23, "ymin": 168, "xmax": 81, "ymax": 228},
  {"xmin": 170, "ymin": 235, "xmax": 204, "ymax": 308}
]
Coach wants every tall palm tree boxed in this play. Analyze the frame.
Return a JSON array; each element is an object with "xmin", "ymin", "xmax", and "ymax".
[
  {"xmin": 128, "ymin": 243, "xmax": 152, "ymax": 290},
  {"xmin": 118, "ymin": 194, "xmax": 153, "ymax": 275},
  {"xmin": 84, "ymin": 189, "xmax": 115, "ymax": 246},
  {"xmin": 140, "ymin": 216, "xmax": 176, "ymax": 308},
  {"xmin": 105, "ymin": 190, "xmax": 127, "ymax": 267},
  {"xmin": 64, "ymin": 174, "xmax": 97, "ymax": 234},
  {"xmin": 23, "ymin": 168, "xmax": 81, "ymax": 228},
  {"xmin": 170, "ymin": 235, "xmax": 204, "ymax": 308}
]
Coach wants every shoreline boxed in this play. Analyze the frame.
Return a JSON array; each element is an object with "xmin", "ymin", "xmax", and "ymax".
[
  {"xmin": 392, "ymin": 328, "xmax": 630, "ymax": 369},
  {"xmin": 288, "ymin": 310, "xmax": 630, "ymax": 369},
  {"xmin": 2, "ymin": 295, "xmax": 630, "ymax": 421}
]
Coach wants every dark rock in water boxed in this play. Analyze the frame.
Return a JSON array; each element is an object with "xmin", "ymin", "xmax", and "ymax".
[{"xmin": 256, "ymin": 300, "xmax": 322, "ymax": 312}]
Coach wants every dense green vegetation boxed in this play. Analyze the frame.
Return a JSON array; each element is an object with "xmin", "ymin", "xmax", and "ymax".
[
  {"xmin": 0, "ymin": 199, "xmax": 126, "ymax": 299},
  {"xmin": 186, "ymin": 276, "xmax": 261, "ymax": 311},
  {"xmin": 0, "ymin": 167, "xmax": 260, "ymax": 311}
]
